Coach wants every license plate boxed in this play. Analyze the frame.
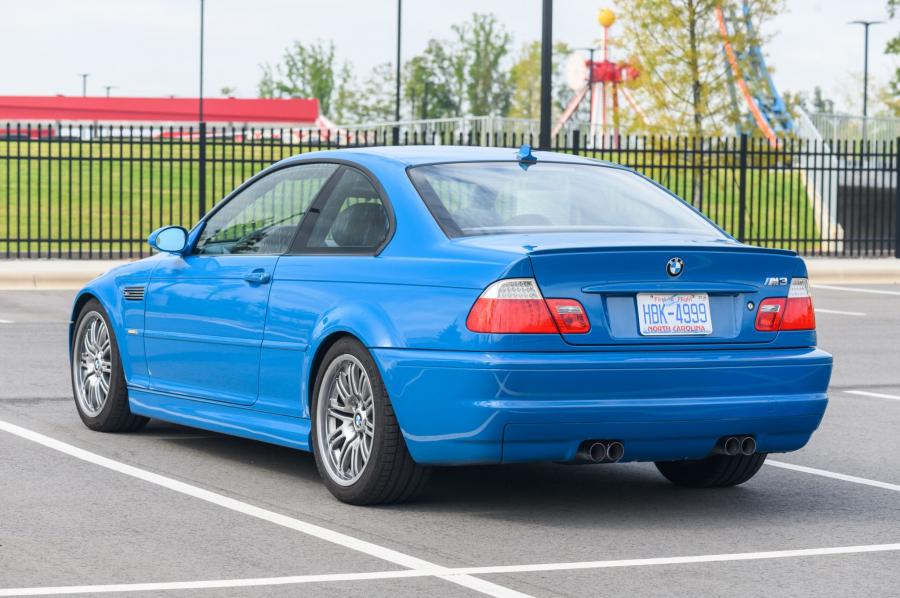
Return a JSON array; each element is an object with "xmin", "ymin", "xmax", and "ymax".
[{"xmin": 636, "ymin": 293, "xmax": 713, "ymax": 336}]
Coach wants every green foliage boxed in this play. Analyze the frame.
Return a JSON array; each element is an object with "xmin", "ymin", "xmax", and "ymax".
[
  {"xmin": 617, "ymin": 0, "xmax": 782, "ymax": 136},
  {"xmin": 403, "ymin": 41, "xmax": 466, "ymax": 119},
  {"xmin": 258, "ymin": 41, "xmax": 348, "ymax": 118},
  {"xmin": 783, "ymin": 86, "xmax": 835, "ymax": 115},
  {"xmin": 455, "ymin": 13, "xmax": 513, "ymax": 116},
  {"xmin": 507, "ymin": 41, "xmax": 572, "ymax": 120},
  {"xmin": 343, "ymin": 63, "xmax": 396, "ymax": 123},
  {"xmin": 403, "ymin": 13, "xmax": 513, "ymax": 118},
  {"xmin": 886, "ymin": 0, "xmax": 900, "ymax": 112}
]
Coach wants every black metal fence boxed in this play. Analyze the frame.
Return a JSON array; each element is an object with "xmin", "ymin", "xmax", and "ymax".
[{"xmin": 1, "ymin": 123, "xmax": 897, "ymax": 258}]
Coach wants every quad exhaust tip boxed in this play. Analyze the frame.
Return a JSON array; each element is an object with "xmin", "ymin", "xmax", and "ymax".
[
  {"xmin": 715, "ymin": 435, "xmax": 757, "ymax": 456},
  {"xmin": 579, "ymin": 440, "xmax": 625, "ymax": 464},
  {"xmin": 606, "ymin": 441, "xmax": 625, "ymax": 462},
  {"xmin": 588, "ymin": 442, "xmax": 607, "ymax": 462},
  {"xmin": 740, "ymin": 436, "xmax": 756, "ymax": 455}
]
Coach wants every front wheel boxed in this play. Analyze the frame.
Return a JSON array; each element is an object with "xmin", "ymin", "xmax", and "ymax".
[
  {"xmin": 71, "ymin": 300, "xmax": 148, "ymax": 433},
  {"xmin": 655, "ymin": 453, "xmax": 767, "ymax": 488},
  {"xmin": 311, "ymin": 338, "xmax": 429, "ymax": 505}
]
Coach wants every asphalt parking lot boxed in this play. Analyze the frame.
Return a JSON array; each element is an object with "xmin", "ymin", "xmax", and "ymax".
[{"xmin": 1, "ymin": 284, "xmax": 899, "ymax": 597}]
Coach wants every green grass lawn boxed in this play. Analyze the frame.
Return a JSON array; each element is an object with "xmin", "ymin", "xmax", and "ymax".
[{"xmin": 0, "ymin": 138, "xmax": 820, "ymax": 257}]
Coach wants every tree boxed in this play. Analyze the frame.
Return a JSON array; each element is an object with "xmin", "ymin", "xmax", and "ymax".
[
  {"xmin": 507, "ymin": 41, "xmax": 572, "ymax": 120},
  {"xmin": 454, "ymin": 13, "xmax": 513, "ymax": 116},
  {"xmin": 811, "ymin": 87, "xmax": 835, "ymax": 114},
  {"xmin": 783, "ymin": 86, "xmax": 836, "ymax": 116},
  {"xmin": 343, "ymin": 63, "xmax": 396, "ymax": 123},
  {"xmin": 616, "ymin": 0, "xmax": 782, "ymax": 136},
  {"xmin": 887, "ymin": 0, "xmax": 900, "ymax": 106},
  {"xmin": 402, "ymin": 14, "xmax": 513, "ymax": 119},
  {"xmin": 403, "ymin": 41, "xmax": 466, "ymax": 119},
  {"xmin": 258, "ymin": 40, "xmax": 349, "ymax": 118}
]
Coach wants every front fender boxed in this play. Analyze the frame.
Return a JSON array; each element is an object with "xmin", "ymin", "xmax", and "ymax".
[{"xmin": 69, "ymin": 259, "xmax": 158, "ymax": 387}]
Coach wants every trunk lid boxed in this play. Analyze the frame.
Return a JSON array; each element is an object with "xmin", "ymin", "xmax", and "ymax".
[{"xmin": 525, "ymin": 239, "xmax": 806, "ymax": 346}]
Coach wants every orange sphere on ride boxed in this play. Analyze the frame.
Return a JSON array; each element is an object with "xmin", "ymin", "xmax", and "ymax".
[{"xmin": 598, "ymin": 8, "xmax": 616, "ymax": 28}]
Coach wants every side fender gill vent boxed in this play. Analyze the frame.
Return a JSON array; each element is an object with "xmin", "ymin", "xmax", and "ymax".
[{"xmin": 123, "ymin": 286, "xmax": 146, "ymax": 301}]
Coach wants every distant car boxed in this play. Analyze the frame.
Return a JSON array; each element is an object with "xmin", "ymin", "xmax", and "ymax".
[{"xmin": 69, "ymin": 145, "xmax": 833, "ymax": 504}]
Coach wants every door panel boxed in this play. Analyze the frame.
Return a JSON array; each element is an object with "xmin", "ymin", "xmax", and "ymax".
[
  {"xmin": 146, "ymin": 254, "xmax": 276, "ymax": 405},
  {"xmin": 143, "ymin": 162, "xmax": 339, "ymax": 405},
  {"xmin": 258, "ymin": 166, "xmax": 392, "ymax": 416}
]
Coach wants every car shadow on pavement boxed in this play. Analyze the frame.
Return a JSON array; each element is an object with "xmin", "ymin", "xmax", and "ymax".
[
  {"xmin": 140, "ymin": 421, "xmax": 323, "ymax": 484},
  {"xmin": 133, "ymin": 421, "xmax": 869, "ymax": 530}
]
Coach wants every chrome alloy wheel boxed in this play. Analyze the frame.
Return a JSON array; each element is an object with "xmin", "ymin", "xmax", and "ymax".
[
  {"xmin": 72, "ymin": 312, "xmax": 112, "ymax": 418},
  {"xmin": 316, "ymin": 355, "xmax": 375, "ymax": 486}
]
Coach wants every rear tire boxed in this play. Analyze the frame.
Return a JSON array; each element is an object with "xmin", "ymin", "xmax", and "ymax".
[
  {"xmin": 71, "ymin": 299, "xmax": 148, "ymax": 433},
  {"xmin": 311, "ymin": 337, "xmax": 429, "ymax": 505},
  {"xmin": 655, "ymin": 453, "xmax": 766, "ymax": 488}
]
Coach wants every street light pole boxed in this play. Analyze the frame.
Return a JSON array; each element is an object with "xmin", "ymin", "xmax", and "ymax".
[
  {"xmin": 104, "ymin": 85, "xmax": 116, "ymax": 98},
  {"xmin": 394, "ymin": 0, "xmax": 402, "ymax": 144},
  {"xmin": 199, "ymin": 0, "xmax": 205, "ymax": 123},
  {"xmin": 198, "ymin": 0, "xmax": 207, "ymax": 216},
  {"xmin": 539, "ymin": 0, "xmax": 553, "ymax": 150},
  {"xmin": 849, "ymin": 20, "xmax": 884, "ymax": 146},
  {"xmin": 79, "ymin": 73, "xmax": 89, "ymax": 97}
]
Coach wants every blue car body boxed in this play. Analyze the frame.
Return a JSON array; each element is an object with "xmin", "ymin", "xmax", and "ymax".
[{"xmin": 70, "ymin": 146, "xmax": 832, "ymax": 465}]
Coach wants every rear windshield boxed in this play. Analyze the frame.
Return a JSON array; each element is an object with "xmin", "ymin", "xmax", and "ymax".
[{"xmin": 408, "ymin": 162, "xmax": 724, "ymax": 238}]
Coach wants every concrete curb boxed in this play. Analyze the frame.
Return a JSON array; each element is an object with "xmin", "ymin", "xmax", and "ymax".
[
  {"xmin": 804, "ymin": 258, "xmax": 900, "ymax": 285},
  {"xmin": 1, "ymin": 258, "xmax": 899, "ymax": 290},
  {"xmin": 0, "ymin": 260, "xmax": 133, "ymax": 290}
]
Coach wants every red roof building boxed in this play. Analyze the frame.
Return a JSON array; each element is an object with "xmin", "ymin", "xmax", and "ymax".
[{"xmin": 0, "ymin": 96, "xmax": 320, "ymax": 126}]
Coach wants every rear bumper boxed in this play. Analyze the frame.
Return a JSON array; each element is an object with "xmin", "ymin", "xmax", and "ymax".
[{"xmin": 372, "ymin": 347, "xmax": 832, "ymax": 465}]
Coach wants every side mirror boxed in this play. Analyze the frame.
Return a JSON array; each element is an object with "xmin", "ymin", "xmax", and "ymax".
[{"xmin": 148, "ymin": 226, "xmax": 188, "ymax": 254}]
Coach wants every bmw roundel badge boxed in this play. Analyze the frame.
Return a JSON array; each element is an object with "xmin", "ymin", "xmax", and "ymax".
[{"xmin": 666, "ymin": 257, "xmax": 684, "ymax": 277}]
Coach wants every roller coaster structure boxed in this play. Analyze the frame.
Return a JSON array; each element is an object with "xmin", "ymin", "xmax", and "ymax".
[{"xmin": 716, "ymin": 2, "xmax": 794, "ymax": 146}]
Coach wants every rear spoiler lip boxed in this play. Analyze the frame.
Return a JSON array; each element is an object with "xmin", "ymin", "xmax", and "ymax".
[
  {"xmin": 525, "ymin": 244, "xmax": 798, "ymax": 258},
  {"xmin": 582, "ymin": 281, "xmax": 762, "ymax": 294}
]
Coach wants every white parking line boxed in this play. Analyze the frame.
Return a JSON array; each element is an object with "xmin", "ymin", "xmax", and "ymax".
[
  {"xmin": 815, "ymin": 308, "xmax": 866, "ymax": 316},
  {"xmin": 0, "ymin": 419, "xmax": 530, "ymax": 598},
  {"xmin": 0, "ymin": 319, "xmax": 14, "ymax": 324},
  {"xmin": 455, "ymin": 543, "xmax": 900, "ymax": 575},
  {"xmin": 844, "ymin": 389, "xmax": 900, "ymax": 402},
  {"xmin": 767, "ymin": 460, "xmax": 900, "ymax": 493},
  {"xmin": 0, "ymin": 571, "xmax": 423, "ymax": 597},
  {"xmin": 813, "ymin": 284, "xmax": 900, "ymax": 296},
  {"xmin": 2, "ymin": 543, "xmax": 900, "ymax": 596}
]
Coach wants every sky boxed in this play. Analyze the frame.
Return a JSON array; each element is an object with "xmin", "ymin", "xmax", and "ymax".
[{"xmin": 1, "ymin": 0, "xmax": 896, "ymax": 115}]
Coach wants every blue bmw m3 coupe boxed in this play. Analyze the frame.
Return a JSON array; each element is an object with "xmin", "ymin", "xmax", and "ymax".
[{"xmin": 69, "ymin": 145, "xmax": 832, "ymax": 504}]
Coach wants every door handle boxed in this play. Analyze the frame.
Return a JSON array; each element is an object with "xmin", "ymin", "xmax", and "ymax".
[{"xmin": 243, "ymin": 270, "xmax": 271, "ymax": 285}]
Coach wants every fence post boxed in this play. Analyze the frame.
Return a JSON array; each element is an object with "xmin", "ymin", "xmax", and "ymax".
[
  {"xmin": 895, "ymin": 137, "xmax": 900, "ymax": 258},
  {"xmin": 737, "ymin": 133, "xmax": 748, "ymax": 243},
  {"xmin": 198, "ymin": 121, "xmax": 207, "ymax": 217},
  {"xmin": 572, "ymin": 130, "xmax": 580, "ymax": 155}
]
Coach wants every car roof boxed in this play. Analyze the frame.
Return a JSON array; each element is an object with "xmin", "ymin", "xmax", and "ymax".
[{"xmin": 282, "ymin": 145, "xmax": 615, "ymax": 167}]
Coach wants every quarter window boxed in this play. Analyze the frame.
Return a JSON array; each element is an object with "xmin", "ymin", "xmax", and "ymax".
[
  {"xmin": 304, "ymin": 169, "xmax": 389, "ymax": 251},
  {"xmin": 195, "ymin": 163, "xmax": 338, "ymax": 255}
]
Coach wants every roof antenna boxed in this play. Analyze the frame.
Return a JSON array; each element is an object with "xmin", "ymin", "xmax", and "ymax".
[{"xmin": 516, "ymin": 144, "xmax": 537, "ymax": 170}]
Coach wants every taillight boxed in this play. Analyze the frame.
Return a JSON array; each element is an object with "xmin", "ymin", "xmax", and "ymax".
[
  {"xmin": 754, "ymin": 278, "xmax": 815, "ymax": 332},
  {"xmin": 546, "ymin": 299, "xmax": 591, "ymax": 334},
  {"xmin": 466, "ymin": 279, "xmax": 590, "ymax": 334},
  {"xmin": 755, "ymin": 298, "xmax": 785, "ymax": 331},
  {"xmin": 781, "ymin": 277, "xmax": 816, "ymax": 330}
]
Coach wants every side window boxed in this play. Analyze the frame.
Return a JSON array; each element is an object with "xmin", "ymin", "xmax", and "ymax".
[
  {"xmin": 195, "ymin": 163, "xmax": 338, "ymax": 255},
  {"xmin": 304, "ymin": 169, "xmax": 389, "ymax": 251}
]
